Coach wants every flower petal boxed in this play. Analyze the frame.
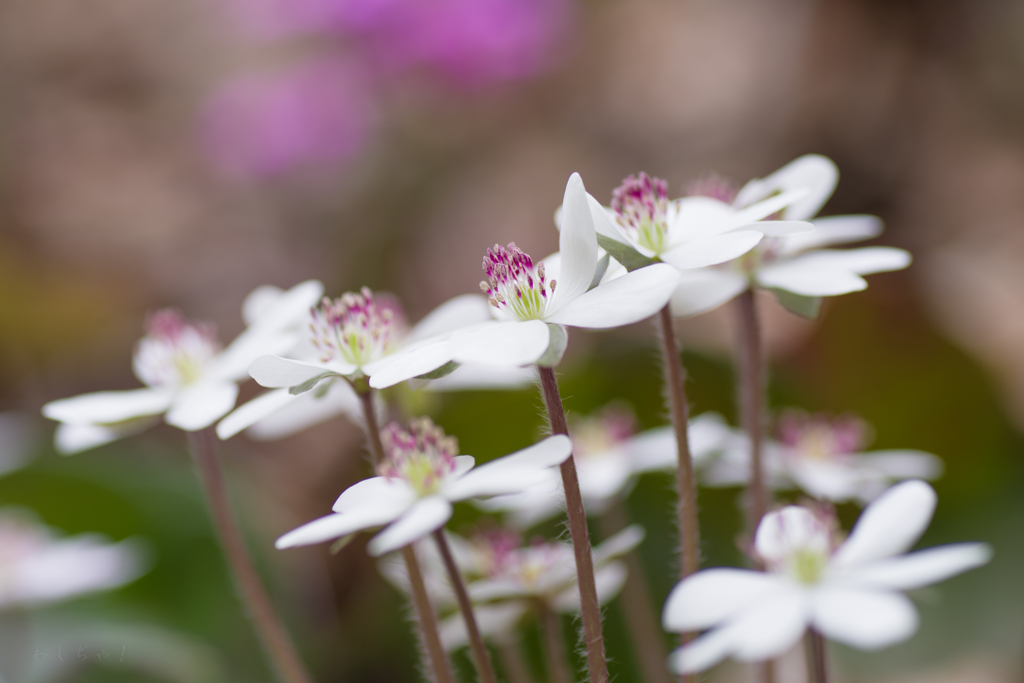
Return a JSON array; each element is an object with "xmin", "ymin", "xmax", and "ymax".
[
  {"xmin": 858, "ymin": 450, "xmax": 944, "ymax": 480},
  {"xmin": 54, "ymin": 421, "xmax": 154, "ymax": 455},
  {"xmin": 733, "ymin": 188, "xmax": 812, "ymax": 224},
  {"xmin": 276, "ymin": 505, "xmax": 403, "ymax": 549},
  {"xmin": 553, "ymin": 561, "xmax": 627, "ymax": 612},
  {"xmin": 440, "ymin": 602, "xmax": 528, "ymax": 650},
  {"xmin": 444, "ymin": 436, "xmax": 571, "ymax": 501},
  {"xmin": 367, "ymin": 497, "xmax": 453, "ymax": 556},
  {"xmin": 593, "ymin": 525, "xmax": 645, "ymax": 565},
  {"xmin": 547, "ymin": 173, "xmax": 599, "ymax": 314},
  {"xmin": 244, "ymin": 279, "xmax": 324, "ymax": 329},
  {"xmin": 757, "ymin": 258, "xmax": 867, "ymax": 296},
  {"xmin": 832, "ymin": 480, "xmax": 936, "ymax": 567},
  {"xmin": 407, "ymin": 294, "xmax": 493, "ymax": 344},
  {"xmin": 42, "ymin": 389, "xmax": 173, "ymax": 426},
  {"xmin": 663, "ymin": 569, "xmax": 787, "ymax": 632},
  {"xmin": 248, "ymin": 356, "xmax": 351, "ymax": 389},
  {"xmin": 165, "ymin": 381, "xmax": 239, "ymax": 431},
  {"xmin": 779, "ymin": 215, "xmax": 883, "ymax": 255},
  {"xmin": 545, "ymin": 263, "xmax": 679, "ymax": 329},
  {"xmin": 728, "ymin": 588, "xmax": 809, "ymax": 662},
  {"xmin": 796, "ymin": 247, "xmax": 911, "ymax": 275},
  {"xmin": 670, "ymin": 269, "xmax": 748, "ymax": 318},
  {"xmin": 746, "ymin": 221, "xmax": 814, "ymax": 237},
  {"xmin": 216, "ymin": 388, "xmax": 298, "ymax": 440},
  {"xmin": 842, "ymin": 543, "xmax": 991, "ymax": 590},
  {"xmin": 736, "ymin": 155, "xmax": 838, "ymax": 221},
  {"xmin": 247, "ymin": 380, "xmax": 364, "ymax": 440},
  {"xmin": 366, "ymin": 339, "xmax": 455, "ymax": 389},
  {"xmin": 333, "ymin": 476, "xmax": 417, "ymax": 514},
  {"xmin": 450, "ymin": 321, "xmax": 550, "ymax": 368},
  {"xmin": 660, "ymin": 231, "xmax": 763, "ymax": 270},
  {"xmin": 811, "ymin": 587, "xmax": 917, "ymax": 649},
  {"xmin": 755, "ymin": 507, "xmax": 829, "ymax": 565},
  {"xmin": 626, "ymin": 426, "xmax": 677, "ymax": 473},
  {"xmin": 668, "ymin": 628, "xmax": 736, "ymax": 675},
  {"xmin": 424, "ymin": 365, "xmax": 536, "ymax": 391}
]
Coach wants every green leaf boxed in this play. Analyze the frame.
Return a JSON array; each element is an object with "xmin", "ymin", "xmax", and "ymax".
[
  {"xmin": 769, "ymin": 288, "xmax": 823, "ymax": 320},
  {"xmin": 596, "ymin": 235, "xmax": 656, "ymax": 272}
]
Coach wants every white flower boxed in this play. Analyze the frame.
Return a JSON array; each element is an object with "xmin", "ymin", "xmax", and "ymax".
[
  {"xmin": 220, "ymin": 291, "xmax": 534, "ymax": 440},
  {"xmin": 438, "ymin": 525, "xmax": 644, "ymax": 649},
  {"xmin": 667, "ymin": 155, "xmax": 911, "ymax": 318},
  {"xmin": 662, "ymin": 480, "xmax": 991, "ymax": 674},
  {"xmin": 0, "ymin": 511, "xmax": 145, "ymax": 608},
  {"xmin": 479, "ymin": 409, "xmax": 730, "ymax": 527},
  {"xmin": 275, "ymin": 418, "xmax": 572, "ymax": 557},
  {"xmin": 364, "ymin": 173, "xmax": 683, "ymax": 389},
  {"xmin": 699, "ymin": 410, "xmax": 943, "ymax": 503},
  {"xmin": 41, "ymin": 281, "xmax": 322, "ymax": 453}
]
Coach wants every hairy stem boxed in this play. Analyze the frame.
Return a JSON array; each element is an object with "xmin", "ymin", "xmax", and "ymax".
[
  {"xmin": 538, "ymin": 602, "xmax": 573, "ymax": 683},
  {"xmin": 734, "ymin": 289, "xmax": 768, "ymax": 540},
  {"xmin": 597, "ymin": 500, "xmax": 673, "ymax": 683},
  {"xmin": 537, "ymin": 365, "xmax": 609, "ymax": 683},
  {"xmin": 433, "ymin": 530, "xmax": 498, "ymax": 683},
  {"xmin": 357, "ymin": 388, "xmax": 453, "ymax": 683},
  {"xmin": 187, "ymin": 429, "xmax": 313, "ymax": 683},
  {"xmin": 804, "ymin": 631, "xmax": 828, "ymax": 683}
]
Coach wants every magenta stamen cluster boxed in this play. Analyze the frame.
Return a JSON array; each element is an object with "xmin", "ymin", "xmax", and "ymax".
[
  {"xmin": 777, "ymin": 410, "xmax": 869, "ymax": 461},
  {"xmin": 133, "ymin": 309, "xmax": 220, "ymax": 388},
  {"xmin": 684, "ymin": 173, "xmax": 739, "ymax": 205},
  {"xmin": 377, "ymin": 417, "xmax": 459, "ymax": 494},
  {"xmin": 309, "ymin": 287, "xmax": 403, "ymax": 366},
  {"xmin": 479, "ymin": 243, "xmax": 555, "ymax": 320},
  {"xmin": 471, "ymin": 526, "xmax": 523, "ymax": 578},
  {"xmin": 611, "ymin": 173, "xmax": 670, "ymax": 251},
  {"xmin": 569, "ymin": 405, "xmax": 637, "ymax": 459}
]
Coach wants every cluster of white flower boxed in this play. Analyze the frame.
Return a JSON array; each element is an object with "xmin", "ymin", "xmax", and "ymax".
[{"xmin": 38, "ymin": 155, "xmax": 990, "ymax": 683}]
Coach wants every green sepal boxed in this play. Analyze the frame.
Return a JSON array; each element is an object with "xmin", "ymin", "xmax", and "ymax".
[
  {"xmin": 329, "ymin": 534, "xmax": 357, "ymax": 554},
  {"xmin": 769, "ymin": 288, "xmax": 823, "ymax": 320},
  {"xmin": 537, "ymin": 324, "xmax": 568, "ymax": 368},
  {"xmin": 415, "ymin": 361, "xmax": 459, "ymax": 381},
  {"xmin": 288, "ymin": 372, "xmax": 339, "ymax": 395},
  {"xmin": 588, "ymin": 252, "xmax": 611, "ymax": 290},
  {"xmin": 596, "ymin": 234, "xmax": 656, "ymax": 272}
]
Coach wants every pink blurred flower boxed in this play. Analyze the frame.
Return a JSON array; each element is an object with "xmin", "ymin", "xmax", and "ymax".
[{"xmin": 200, "ymin": 58, "xmax": 373, "ymax": 178}]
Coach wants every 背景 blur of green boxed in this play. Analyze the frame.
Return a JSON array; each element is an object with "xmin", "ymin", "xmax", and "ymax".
[{"xmin": 3, "ymin": 0, "xmax": 1024, "ymax": 681}]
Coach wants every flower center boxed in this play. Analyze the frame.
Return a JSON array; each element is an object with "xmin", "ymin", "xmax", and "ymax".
[
  {"xmin": 470, "ymin": 527, "xmax": 523, "ymax": 578},
  {"xmin": 611, "ymin": 173, "xmax": 670, "ymax": 254},
  {"xmin": 505, "ymin": 541, "xmax": 573, "ymax": 592},
  {"xmin": 480, "ymin": 243, "xmax": 556, "ymax": 321},
  {"xmin": 684, "ymin": 173, "xmax": 738, "ymax": 205},
  {"xmin": 759, "ymin": 506, "xmax": 838, "ymax": 585},
  {"xmin": 309, "ymin": 288, "xmax": 404, "ymax": 367},
  {"xmin": 378, "ymin": 417, "xmax": 458, "ymax": 496},
  {"xmin": 777, "ymin": 411, "xmax": 868, "ymax": 463},
  {"xmin": 133, "ymin": 309, "xmax": 220, "ymax": 389},
  {"xmin": 569, "ymin": 406, "xmax": 636, "ymax": 460}
]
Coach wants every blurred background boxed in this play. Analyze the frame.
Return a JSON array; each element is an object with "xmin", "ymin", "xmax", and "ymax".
[{"xmin": 1, "ymin": 0, "xmax": 1023, "ymax": 680}]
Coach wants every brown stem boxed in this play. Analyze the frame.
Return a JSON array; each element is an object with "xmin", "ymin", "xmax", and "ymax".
[
  {"xmin": 804, "ymin": 631, "xmax": 828, "ymax": 683},
  {"xmin": 755, "ymin": 662, "xmax": 776, "ymax": 683},
  {"xmin": 536, "ymin": 365, "xmax": 609, "ymax": 683},
  {"xmin": 433, "ymin": 530, "xmax": 498, "ymax": 683},
  {"xmin": 356, "ymin": 388, "xmax": 453, "ymax": 683},
  {"xmin": 734, "ymin": 289, "xmax": 768, "ymax": 541},
  {"xmin": 497, "ymin": 639, "xmax": 534, "ymax": 683},
  {"xmin": 187, "ymin": 429, "xmax": 314, "ymax": 683},
  {"xmin": 656, "ymin": 305, "xmax": 701, "ymax": 580},
  {"xmin": 538, "ymin": 602, "xmax": 573, "ymax": 683},
  {"xmin": 596, "ymin": 500, "xmax": 672, "ymax": 683}
]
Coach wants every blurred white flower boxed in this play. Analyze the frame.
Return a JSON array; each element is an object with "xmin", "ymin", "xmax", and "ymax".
[
  {"xmin": 699, "ymin": 410, "xmax": 943, "ymax": 503},
  {"xmin": 479, "ymin": 408, "xmax": 730, "ymax": 527},
  {"xmin": 662, "ymin": 480, "xmax": 991, "ymax": 674},
  {"xmin": 437, "ymin": 524, "xmax": 644, "ymax": 649},
  {"xmin": 667, "ymin": 155, "xmax": 911, "ymax": 318},
  {"xmin": 275, "ymin": 418, "xmax": 571, "ymax": 556},
  {"xmin": 42, "ymin": 281, "xmax": 322, "ymax": 453},
  {"xmin": 0, "ymin": 511, "xmax": 145, "ymax": 608},
  {"xmin": 364, "ymin": 173, "xmax": 682, "ymax": 389},
  {"xmin": 222, "ymin": 290, "xmax": 533, "ymax": 440}
]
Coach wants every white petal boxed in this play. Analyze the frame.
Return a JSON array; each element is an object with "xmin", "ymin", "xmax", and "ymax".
[
  {"xmin": 755, "ymin": 507, "xmax": 830, "ymax": 564},
  {"xmin": 13, "ymin": 537, "xmax": 145, "ymax": 605},
  {"xmin": 553, "ymin": 561, "xmax": 627, "ymax": 612},
  {"xmin": 660, "ymin": 231, "xmax": 763, "ymax": 270},
  {"xmin": 452, "ymin": 455, "xmax": 476, "ymax": 478},
  {"xmin": 832, "ymin": 480, "xmax": 936, "ymax": 567},
  {"xmin": 42, "ymin": 389, "xmax": 173, "ymax": 426},
  {"xmin": 248, "ymin": 356, "xmax": 350, "ymax": 389},
  {"xmin": 408, "ymin": 294, "xmax": 493, "ymax": 344},
  {"xmin": 547, "ymin": 173, "xmax": 598, "ymax": 314},
  {"xmin": 795, "ymin": 247, "xmax": 911, "ymax": 275},
  {"xmin": 732, "ymin": 188, "xmax": 812, "ymax": 224},
  {"xmin": 586, "ymin": 194, "xmax": 631, "ymax": 242},
  {"xmin": 747, "ymin": 221, "xmax": 814, "ymax": 237},
  {"xmin": 669, "ymin": 269, "xmax": 748, "ymax": 318},
  {"xmin": 444, "ymin": 436, "xmax": 571, "ymax": 500},
  {"xmin": 626, "ymin": 426, "xmax": 677, "ymax": 473},
  {"xmin": 545, "ymin": 263, "xmax": 679, "ymax": 329},
  {"xmin": 473, "ymin": 477, "xmax": 563, "ymax": 527},
  {"xmin": 276, "ymin": 505, "xmax": 404, "ymax": 549},
  {"xmin": 668, "ymin": 628, "xmax": 736, "ymax": 674},
  {"xmin": 842, "ymin": 543, "xmax": 991, "ymax": 590},
  {"xmin": 468, "ymin": 577, "xmax": 533, "ymax": 602},
  {"xmin": 333, "ymin": 476, "xmax": 417, "ymax": 514},
  {"xmin": 779, "ymin": 215, "xmax": 883, "ymax": 255},
  {"xmin": 216, "ymin": 388, "xmax": 298, "ymax": 440},
  {"xmin": 213, "ymin": 329, "xmax": 302, "ymax": 382},
  {"xmin": 242, "ymin": 285, "xmax": 285, "ymax": 326},
  {"xmin": 688, "ymin": 413, "xmax": 731, "ymax": 461},
  {"xmin": 593, "ymin": 525, "xmax": 645, "ymax": 565},
  {"xmin": 736, "ymin": 155, "xmax": 838, "ymax": 221},
  {"xmin": 54, "ymin": 422, "xmax": 152, "ymax": 455},
  {"xmin": 757, "ymin": 258, "xmax": 867, "ymax": 296},
  {"xmin": 244, "ymin": 280, "xmax": 324, "ymax": 329},
  {"xmin": 450, "ymin": 321, "xmax": 550, "ymax": 367},
  {"xmin": 367, "ymin": 497, "xmax": 453, "ymax": 556},
  {"xmin": 811, "ymin": 587, "xmax": 917, "ymax": 649},
  {"xmin": 857, "ymin": 450, "xmax": 944, "ymax": 480},
  {"xmin": 165, "ymin": 382, "xmax": 239, "ymax": 431},
  {"xmin": 669, "ymin": 197, "xmax": 739, "ymax": 238},
  {"xmin": 663, "ymin": 569, "xmax": 787, "ymax": 631},
  {"xmin": 247, "ymin": 380, "xmax": 363, "ymax": 440},
  {"xmin": 366, "ymin": 339, "xmax": 455, "ymax": 389},
  {"xmin": 425, "ymin": 365, "xmax": 536, "ymax": 392},
  {"xmin": 440, "ymin": 602, "xmax": 528, "ymax": 650},
  {"xmin": 728, "ymin": 588, "xmax": 809, "ymax": 662}
]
